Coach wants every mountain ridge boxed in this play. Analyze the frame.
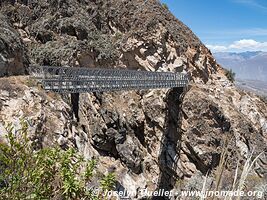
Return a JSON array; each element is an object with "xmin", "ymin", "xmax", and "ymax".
[{"xmin": 214, "ymin": 51, "xmax": 267, "ymax": 82}]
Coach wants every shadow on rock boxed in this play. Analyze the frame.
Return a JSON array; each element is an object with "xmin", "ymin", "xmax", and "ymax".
[{"xmin": 153, "ymin": 87, "xmax": 185, "ymax": 200}]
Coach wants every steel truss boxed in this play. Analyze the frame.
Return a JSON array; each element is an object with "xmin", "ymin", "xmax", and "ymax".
[{"xmin": 30, "ymin": 66, "xmax": 189, "ymax": 93}]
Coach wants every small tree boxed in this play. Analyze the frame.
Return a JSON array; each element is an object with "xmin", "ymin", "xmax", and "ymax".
[
  {"xmin": 162, "ymin": 3, "xmax": 169, "ymax": 10},
  {"xmin": 225, "ymin": 69, "xmax": 236, "ymax": 82},
  {"xmin": 0, "ymin": 120, "xmax": 116, "ymax": 199}
]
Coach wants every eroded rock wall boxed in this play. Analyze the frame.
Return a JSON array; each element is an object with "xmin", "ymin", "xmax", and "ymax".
[
  {"xmin": 0, "ymin": 0, "xmax": 266, "ymax": 199},
  {"xmin": 0, "ymin": 14, "xmax": 28, "ymax": 76}
]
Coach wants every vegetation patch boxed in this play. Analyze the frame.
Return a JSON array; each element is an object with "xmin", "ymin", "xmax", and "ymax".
[
  {"xmin": 161, "ymin": 3, "xmax": 169, "ymax": 10},
  {"xmin": 225, "ymin": 68, "xmax": 236, "ymax": 82},
  {"xmin": 0, "ymin": 120, "xmax": 116, "ymax": 199}
]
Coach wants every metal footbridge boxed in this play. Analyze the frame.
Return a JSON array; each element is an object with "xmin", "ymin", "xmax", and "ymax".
[{"xmin": 30, "ymin": 66, "xmax": 189, "ymax": 93}]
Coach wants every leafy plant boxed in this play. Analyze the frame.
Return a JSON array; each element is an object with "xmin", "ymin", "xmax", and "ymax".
[
  {"xmin": 225, "ymin": 68, "xmax": 236, "ymax": 82},
  {"xmin": 87, "ymin": 31, "xmax": 120, "ymax": 61},
  {"xmin": 100, "ymin": 172, "xmax": 116, "ymax": 192},
  {"xmin": 84, "ymin": 159, "xmax": 97, "ymax": 181},
  {"xmin": 162, "ymin": 3, "xmax": 169, "ymax": 10},
  {"xmin": 0, "ymin": 120, "xmax": 116, "ymax": 199}
]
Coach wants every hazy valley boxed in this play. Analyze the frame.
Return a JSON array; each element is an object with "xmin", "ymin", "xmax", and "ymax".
[{"xmin": 214, "ymin": 51, "xmax": 267, "ymax": 97}]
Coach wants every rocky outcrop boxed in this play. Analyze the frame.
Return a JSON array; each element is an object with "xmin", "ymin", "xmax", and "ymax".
[
  {"xmin": 0, "ymin": 76, "xmax": 72, "ymax": 148},
  {"xmin": 0, "ymin": 14, "xmax": 28, "ymax": 76},
  {"xmin": 0, "ymin": 1, "xmax": 266, "ymax": 199},
  {"xmin": 179, "ymin": 82, "xmax": 267, "ymax": 191}
]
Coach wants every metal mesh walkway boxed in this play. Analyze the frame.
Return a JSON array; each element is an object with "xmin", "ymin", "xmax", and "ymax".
[{"xmin": 30, "ymin": 66, "xmax": 189, "ymax": 93}]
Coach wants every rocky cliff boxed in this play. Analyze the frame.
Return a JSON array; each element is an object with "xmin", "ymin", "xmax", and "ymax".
[{"xmin": 0, "ymin": 0, "xmax": 266, "ymax": 199}]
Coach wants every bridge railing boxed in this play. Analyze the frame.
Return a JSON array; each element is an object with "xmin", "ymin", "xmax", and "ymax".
[{"xmin": 29, "ymin": 65, "xmax": 189, "ymax": 93}]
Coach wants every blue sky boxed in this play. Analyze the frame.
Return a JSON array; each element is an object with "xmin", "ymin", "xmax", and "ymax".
[{"xmin": 160, "ymin": 0, "xmax": 267, "ymax": 52}]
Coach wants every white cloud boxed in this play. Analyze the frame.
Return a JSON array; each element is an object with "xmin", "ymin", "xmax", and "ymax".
[
  {"xmin": 206, "ymin": 45, "xmax": 228, "ymax": 51},
  {"xmin": 229, "ymin": 39, "xmax": 260, "ymax": 49},
  {"xmin": 206, "ymin": 39, "xmax": 267, "ymax": 52}
]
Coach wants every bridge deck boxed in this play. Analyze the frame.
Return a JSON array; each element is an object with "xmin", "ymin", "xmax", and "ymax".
[{"xmin": 30, "ymin": 66, "xmax": 189, "ymax": 93}]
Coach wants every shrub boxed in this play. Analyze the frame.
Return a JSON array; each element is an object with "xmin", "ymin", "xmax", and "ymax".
[
  {"xmin": 100, "ymin": 173, "xmax": 116, "ymax": 192},
  {"xmin": 162, "ymin": 3, "xmax": 169, "ymax": 10},
  {"xmin": 225, "ymin": 68, "xmax": 236, "ymax": 82},
  {"xmin": 0, "ymin": 120, "xmax": 116, "ymax": 199}
]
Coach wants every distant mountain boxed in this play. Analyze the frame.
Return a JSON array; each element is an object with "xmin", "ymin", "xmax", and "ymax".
[
  {"xmin": 213, "ymin": 51, "xmax": 267, "ymax": 82},
  {"xmin": 236, "ymin": 79, "xmax": 267, "ymax": 97}
]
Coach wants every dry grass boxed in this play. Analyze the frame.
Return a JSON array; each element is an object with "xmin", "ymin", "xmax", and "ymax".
[
  {"xmin": 200, "ymin": 172, "xmax": 209, "ymax": 200},
  {"xmin": 205, "ymin": 138, "xmax": 264, "ymax": 200},
  {"xmin": 214, "ymin": 150, "xmax": 264, "ymax": 200},
  {"xmin": 214, "ymin": 142, "xmax": 229, "ymax": 193},
  {"xmin": 231, "ymin": 152, "xmax": 263, "ymax": 200}
]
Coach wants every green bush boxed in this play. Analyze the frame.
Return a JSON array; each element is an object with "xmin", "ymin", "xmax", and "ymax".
[
  {"xmin": 100, "ymin": 173, "xmax": 116, "ymax": 191},
  {"xmin": 225, "ymin": 68, "xmax": 236, "ymax": 82},
  {"xmin": 162, "ymin": 3, "xmax": 169, "ymax": 10},
  {"xmin": 0, "ymin": 120, "xmax": 116, "ymax": 199}
]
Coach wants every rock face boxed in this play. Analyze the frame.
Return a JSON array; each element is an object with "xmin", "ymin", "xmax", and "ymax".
[
  {"xmin": 0, "ymin": 77, "xmax": 73, "ymax": 149},
  {"xmin": 0, "ymin": 0, "xmax": 266, "ymax": 199},
  {"xmin": 0, "ymin": 14, "xmax": 28, "ymax": 76}
]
